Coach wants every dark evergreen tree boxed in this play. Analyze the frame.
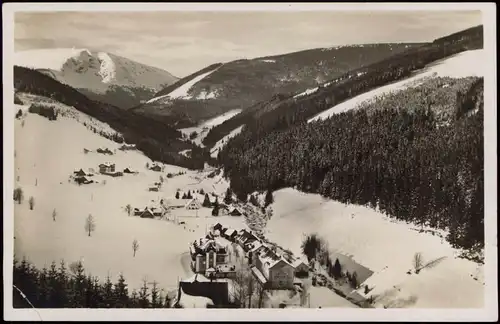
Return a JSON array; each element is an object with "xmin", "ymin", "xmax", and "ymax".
[
  {"xmin": 175, "ymin": 191, "xmax": 180, "ymax": 199},
  {"xmin": 202, "ymin": 193, "xmax": 212, "ymax": 208},
  {"xmin": 264, "ymin": 189, "xmax": 274, "ymax": 207}
]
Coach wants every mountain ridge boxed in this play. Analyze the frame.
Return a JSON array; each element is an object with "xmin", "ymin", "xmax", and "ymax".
[{"xmin": 14, "ymin": 48, "xmax": 179, "ymax": 109}]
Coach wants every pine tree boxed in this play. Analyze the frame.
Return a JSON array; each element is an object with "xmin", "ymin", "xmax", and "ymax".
[
  {"xmin": 333, "ymin": 258, "xmax": 342, "ymax": 279},
  {"xmin": 101, "ymin": 275, "xmax": 114, "ymax": 308},
  {"xmin": 264, "ymin": 189, "xmax": 274, "ymax": 207},
  {"xmin": 138, "ymin": 280, "xmax": 150, "ymax": 308},
  {"xmin": 187, "ymin": 190, "xmax": 193, "ymax": 199},
  {"xmin": 202, "ymin": 193, "xmax": 211, "ymax": 207},
  {"xmin": 175, "ymin": 191, "xmax": 180, "ymax": 199},
  {"xmin": 224, "ymin": 188, "xmax": 233, "ymax": 205},
  {"xmin": 150, "ymin": 281, "xmax": 161, "ymax": 308},
  {"xmin": 114, "ymin": 274, "xmax": 129, "ymax": 308},
  {"xmin": 350, "ymin": 272, "xmax": 358, "ymax": 289}
]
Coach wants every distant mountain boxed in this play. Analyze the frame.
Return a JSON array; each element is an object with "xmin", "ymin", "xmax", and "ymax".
[
  {"xmin": 132, "ymin": 43, "xmax": 422, "ymax": 127},
  {"xmin": 202, "ymin": 25, "xmax": 484, "ymax": 148},
  {"xmin": 14, "ymin": 66, "xmax": 210, "ymax": 169},
  {"xmin": 14, "ymin": 48, "xmax": 179, "ymax": 109}
]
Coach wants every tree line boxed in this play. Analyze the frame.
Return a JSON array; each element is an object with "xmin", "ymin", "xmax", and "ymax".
[
  {"xmin": 219, "ymin": 77, "xmax": 484, "ymax": 251},
  {"xmin": 13, "ymin": 257, "xmax": 174, "ymax": 309}
]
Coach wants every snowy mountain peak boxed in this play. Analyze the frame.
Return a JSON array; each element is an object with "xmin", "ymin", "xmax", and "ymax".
[{"xmin": 14, "ymin": 48, "xmax": 178, "ymax": 109}]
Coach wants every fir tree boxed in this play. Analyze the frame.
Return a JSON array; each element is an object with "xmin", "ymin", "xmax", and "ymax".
[{"xmin": 202, "ymin": 193, "xmax": 212, "ymax": 207}]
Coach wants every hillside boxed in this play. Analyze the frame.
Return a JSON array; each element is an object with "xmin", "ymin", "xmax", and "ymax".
[
  {"xmin": 219, "ymin": 72, "xmax": 485, "ymax": 252},
  {"xmin": 13, "ymin": 66, "xmax": 211, "ymax": 170},
  {"xmin": 132, "ymin": 43, "xmax": 422, "ymax": 128},
  {"xmin": 15, "ymin": 48, "xmax": 179, "ymax": 109},
  {"xmin": 13, "ymin": 105, "xmax": 242, "ymax": 296},
  {"xmin": 202, "ymin": 25, "xmax": 483, "ymax": 149}
]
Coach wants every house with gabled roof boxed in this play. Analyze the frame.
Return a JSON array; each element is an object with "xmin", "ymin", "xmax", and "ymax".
[
  {"xmin": 190, "ymin": 237, "xmax": 229, "ymax": 275},
  {"xmin": 185, "ymin": 198, "xmax": 202, "ymax": 210},
  {"xmin": 251, "ymin": 249, "xmax": 295, "ymax": 289}
]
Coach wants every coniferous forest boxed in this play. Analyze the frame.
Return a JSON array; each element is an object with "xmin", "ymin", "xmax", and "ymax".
[
  {"xmin": 219, "ymin": 77, "xmax": 484, "ymax": 252},
  {"xmin": 13, "ymin": 258, "xmax": 174, "ymax": 309}
]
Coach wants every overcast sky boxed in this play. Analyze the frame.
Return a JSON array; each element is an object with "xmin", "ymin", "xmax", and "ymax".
[{"xmin": 15, "ymin": 11, "xmax": 482, "ymax": 77}]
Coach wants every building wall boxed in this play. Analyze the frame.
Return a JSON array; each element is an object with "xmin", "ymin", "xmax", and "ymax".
[{"xmin": 269, "ymin": 264, "xmax": 294, "ymax": 289}]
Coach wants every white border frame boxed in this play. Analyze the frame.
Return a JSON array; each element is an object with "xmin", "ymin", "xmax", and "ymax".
[{"xmin": 3, "ymin": 2, "xmax": 497, "ymax": 322}]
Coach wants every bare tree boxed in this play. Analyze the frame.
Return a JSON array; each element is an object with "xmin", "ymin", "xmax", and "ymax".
[
  {"xmin": 85, "ymin": 214, "xmax": 96, "ymax": 237},
  {"xmin": 413, "ymin": 252, "xmax": 423, "ymax": 273},
  {"xmin": 125, "ymin": 204, "xmax": 132, "ymax": 216},
  {"xmin": 13, "ymin": 187, "xmax": 24, "ymax": 204},
  {"xmin": 29, "ymin": 196, "xmax": 35, "ymax": 210},
  {"xmin": 52, "ymin": 209, "xmax": 57, "ymax": 222},
  {"xmin": 132, "ymin": 239, "xmax": 139, "ymax": 257}
]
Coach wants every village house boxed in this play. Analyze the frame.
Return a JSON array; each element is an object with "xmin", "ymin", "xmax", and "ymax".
[
  {"xmin": 123, "ymin": 167, "xmax": 137, "ymax": 174},
  {"xmin": 229, "ymin": 207, "xmax": 244, "ymax": 217},
  {"xmin": 221, "ymin": 227, "xmax": 238, "ymax": 242},
  {"xmin": 74, "ymin": 176, "xmax": 93, "ymax": 185},
  {"xmin": 99, "ymin": 162, "xmax": 116, "ymax": 174},
  {"xmin": 251, "ymin": 248, "xmax": 295, "ymax": 290},
  {"xmin": 189, "ymin": 237, "xmax": 230, "ymax": 276},
  {"xmin": 292, "ymin": 258, "xmax": 310, "ymax": 277},
  {"xmin": 185, "ymin": 198, "xmax": 202, "ymax": 210},
  {"xmin": 133, "ymin": 206, "xmax": 163, "ymax": 218},
  {"xmin": 236, "ymin": 229, "xmax": 260, "ymax": 249},
  {"xmin": 149, "ymin": 163, "xmax": 162, "ymax": 172},
  {"xmin": 73, "ymin": 168, "xmax": 92, "ymax": 177}
]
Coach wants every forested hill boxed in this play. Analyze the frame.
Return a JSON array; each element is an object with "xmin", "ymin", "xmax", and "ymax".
[
  {"xmin": 133, "ymin": 43, "xmax": 422, "ymax": 128},
  {"xmin": 203, "ymin": 25, "xmax": 483, "ymax": 148},
  {"xmin": 14, "ymin": 66, "xmax": 211, "ymax": 169},
  {"xmin": 219, "ymin": 74, "xmax": 485, "ymax": 253}
]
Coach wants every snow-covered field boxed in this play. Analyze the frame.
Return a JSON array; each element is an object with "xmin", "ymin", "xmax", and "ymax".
[
  {"xmin": 210, "ymin": 125, "xmax": 244, "ymax": 158},
  {"xmin": 13, "ymin": 107, "xmax": 248, "ymax": 294},
  {"xmin": 264, "ymin": 188, "xmax": 484, "ymax": 308},
  {"xmin": 179, "ymin": 109, "xmax": 242, "ymax": 147},
  {"xmin": 308, "ymin": 49, "xmax": 486, "ymax": 122},
  {"xmin": 147, "ymin": 67, "xmax": 220, "ymax": 103}
]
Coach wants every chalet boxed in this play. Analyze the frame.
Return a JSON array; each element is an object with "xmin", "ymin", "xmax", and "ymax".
[
  {"xmin": 149, "ymin": 163, "xmax": 162, "ymax": 172},
  {"xmin": 190, "ymin": 237, "xmax": 229, "ymax": 275},
  {"xmin": 164, "ymin": 198, "xmax": 188, "ymax": 209},
  {"xmin": 217, "ymin": 205, "xmax": 231, "ymax": 216},
  {"xmin": 96, "ymin": 147, "xmax": 113, "ymax": 155},
  {"xmin": 251, "ymin": 249, "xmax": 295, "ymax": 289},
  {"xmin": 99, "ymin": 162, "xmax": 115, "ymax": 174},
  {"xmin": 123, "ymin": 168, "xmax": 137, "ymax": 174},
  {"xmin": 73, "ymin": 168, "xmax": 90, "ymax": 177},
  {"xmin": 176, "ymin": 274, "xmax": 229, "ymax": 307},
  {"xmin": 185, "ymin": 198, "xmax": 202, "ymax": 210},
  {"xmin": 74, "ymin": 176, "xmax": 93, "ymax": 185},
  {"xmin": 133, "ymin": 206, "xmax": 163, "ymax": 218},
  {"xmin": 119, "ymin": 143, "xmax": 136, "ymax": 151},
  {"xmin": 229, "ymin": 207, "xmax": 244, "ymax": 216}
]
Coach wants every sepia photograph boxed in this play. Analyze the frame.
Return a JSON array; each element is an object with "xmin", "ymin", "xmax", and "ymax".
[{"xmin": 3, "ymin": 2, "xmax": 497, "ymax": 322}]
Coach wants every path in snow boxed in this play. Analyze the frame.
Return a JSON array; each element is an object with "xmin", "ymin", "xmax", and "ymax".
[{"xmin": 210, "ymin": 125, "xmax": 244, "ymax": 158}]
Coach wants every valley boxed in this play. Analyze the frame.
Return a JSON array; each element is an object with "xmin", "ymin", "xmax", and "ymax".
[{"xmin": 9, "ymin": 18, "xmax": 489, "ymax": 312}]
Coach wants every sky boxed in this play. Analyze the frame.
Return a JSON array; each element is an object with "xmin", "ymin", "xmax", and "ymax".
[{"xmin": 15, "ymin": 10, "xmax": 482, "ymax": 77}]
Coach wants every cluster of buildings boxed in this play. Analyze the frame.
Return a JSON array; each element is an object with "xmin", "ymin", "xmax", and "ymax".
[{"xmin": 188, "ymin": 222, "xmax": 310, "ymax": 290}]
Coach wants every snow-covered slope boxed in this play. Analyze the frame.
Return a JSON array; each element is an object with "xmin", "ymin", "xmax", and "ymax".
[
  {"xmin": 210, "ymin": 125, "xmax": 244, "ymax": 158},
  {"xmin": 146, "ymin": 67, "xmax": 220, "ymax": 104},
  {"xmin": 13, "ymin": 103, "xmax": 249, "ymax": 296},
  {"xmin": 264, "ymin": 188, "xmax": 484, "ymax": 308},
  {"xmin": 308, "ymin": 49, "xmax": 485, "ymax": 123},
  {"xmin": 14, "ymin": 48, "xmax": 178, "ymax": 109},
  {"xmin": 179, "ymin": 109, "xmax": 242, "ymax": 147}
]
